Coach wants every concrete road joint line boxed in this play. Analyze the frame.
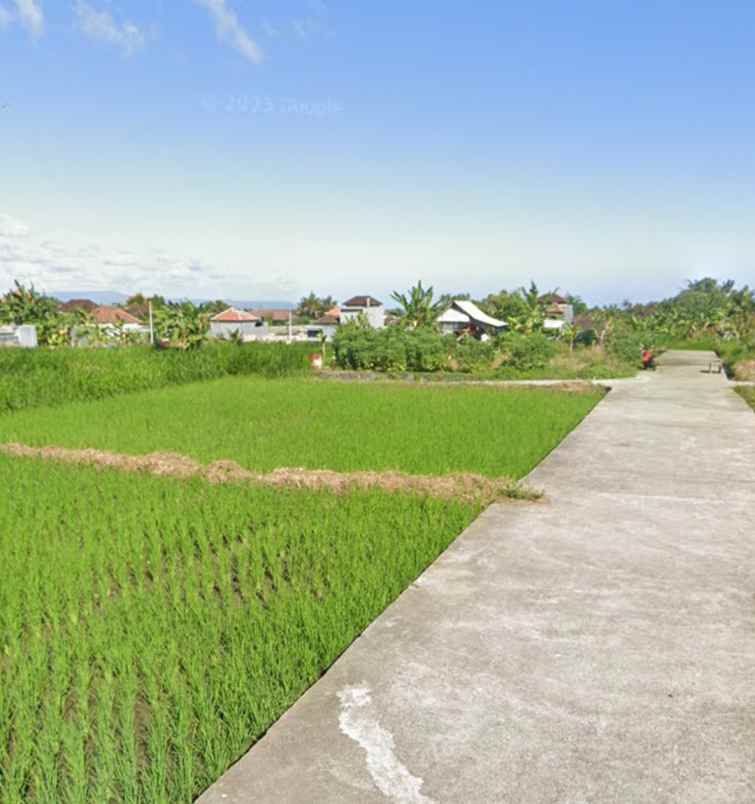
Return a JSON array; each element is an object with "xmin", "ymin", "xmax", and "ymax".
[{"xmin": 337, "ymin": 685, "xmax": 436, "ymax": 804}]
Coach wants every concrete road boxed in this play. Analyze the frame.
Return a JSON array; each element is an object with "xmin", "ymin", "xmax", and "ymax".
[{"xmin": 199, "ymin": 351, "xmax": 755, "ymax": 804}]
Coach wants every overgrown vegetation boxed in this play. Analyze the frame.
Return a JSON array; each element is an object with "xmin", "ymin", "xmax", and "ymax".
[
  {"xmin": 333, "ymin": 324, "xmax": 637, "ymax": 377},
  {"xmin": 0, "ymin": 376, "xmax": 603, "ymax": 479},
  {"xmin": 335, "ymin": 277, "xmax": 755, "ymax": 380},
  {"xmin": 0, "ymin": 456, "xmax": 480, "ymax": 802},
  {"xmin": 0, "ymin": 342, "xmax": 311, "ymax": 414},
  {"xmin": 601, "ymin": 278, "xmax": 755, "ymax": 379},
  {"xmin": 737, "ymin": 386, "xmax": 755, "ymax": 411}
]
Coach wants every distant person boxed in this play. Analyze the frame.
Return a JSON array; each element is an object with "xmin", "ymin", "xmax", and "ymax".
[{"xmin": 642, "ymin": 349, "xmax": 655, "ymax": 370}]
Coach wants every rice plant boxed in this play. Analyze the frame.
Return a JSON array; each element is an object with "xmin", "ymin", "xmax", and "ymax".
[
  {"xmin": 0, "ymin": 456, "xmax": 479, "ymax": 802},
  {"xmin": 0, "ymin": 377, "xmax": 603, "ymax": 479},
  {"xmin": 0, "ymin": 342, "xmax": 312, "ymax": 415}
]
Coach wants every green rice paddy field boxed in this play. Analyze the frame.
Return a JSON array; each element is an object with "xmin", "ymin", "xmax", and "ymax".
[
  {"xmin": 0, "ymin": 377, "xmax": 604, "ymax": 802},
  {"xmin": 0, "ymin": 376, "xmax": 603, "ymax": 478}
]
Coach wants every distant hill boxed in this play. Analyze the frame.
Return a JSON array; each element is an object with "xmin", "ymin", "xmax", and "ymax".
[
  {"xmin": 188, "ymin": 298, "xmax": 294, "ymax": 310},
  {"xmin": 53, "ymin": 291, "xmax": 130, "ymax": 305},
  {"xmin": 50, "ymin": 291, "xmax": 294, "ymax": 310}
]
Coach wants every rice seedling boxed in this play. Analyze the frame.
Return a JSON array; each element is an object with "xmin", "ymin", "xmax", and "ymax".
[
  {"xmin": 0, "ymin": 376, "xmax": 603, "ymax": 479},
  {"xmin": 0, "ymin": 456, "xmax": 480, "ymax": 802}
]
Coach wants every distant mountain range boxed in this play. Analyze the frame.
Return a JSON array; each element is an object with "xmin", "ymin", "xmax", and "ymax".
[{"xmin": 52, "ymin": 291, "xmax": 295, "ymax": 310}]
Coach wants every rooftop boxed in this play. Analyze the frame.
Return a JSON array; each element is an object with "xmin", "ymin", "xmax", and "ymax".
[
  {"xmin": 211, "ymin": 307, "xmax": 260, "ymax": 323},
  {"xmin": 250, "ymin": 309, "xmax": 291, "ymax": 322},
  {"xmin": 342, "ymin": 295, "xmax": 383, "ymax": 308},
  {"xmin": 92, "ymin": 306, "xmax": 142, "ymax": 325},
  {"xmin": 59, "ymin": 299, "xmax": 98, "ymax": 313}
]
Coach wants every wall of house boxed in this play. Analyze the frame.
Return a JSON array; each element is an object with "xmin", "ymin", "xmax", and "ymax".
[
  {"xmin": 340, "ymin": 305, "xmax": 385, "ymax": 329},
  {"xmin": 0, "ymin": 324, "xmax": 38, "ymax": 348},
  {"xmin": 210, "ymin": 321, "xmax": 265, "ymax": 339}
]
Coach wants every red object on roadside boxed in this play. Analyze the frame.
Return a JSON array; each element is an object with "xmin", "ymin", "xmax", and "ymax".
[
  {"xmin": 642, "ymin": 349, "xmax": 654, "ymax": 368},
  {"xmin": 308, "ymin": 353, "xmax": 323, "ymax": 370}
]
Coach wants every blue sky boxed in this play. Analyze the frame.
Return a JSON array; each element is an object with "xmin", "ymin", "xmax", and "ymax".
[{"xmin": 1, "ymin": 1, "xmax": 755, "ymax": 304}]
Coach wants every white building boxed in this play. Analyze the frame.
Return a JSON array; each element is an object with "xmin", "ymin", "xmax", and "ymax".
[
  {"xmin": 0, "ymin": 324, "xmax": 37, "ymax": 348},
  {"xmin": 541, "ymin": 294, "xmax": 575, "ymax": 332},
  {"xmin": 339, "ymin": 296, "xmax": 385, "ymax": 329},
  {"xmin": 210, "ymin": 308, "xmax": 263, "ymax": 340},
  {"xmin": 436, "ymin": 300, "xmax": 507, "ymax": 337}
]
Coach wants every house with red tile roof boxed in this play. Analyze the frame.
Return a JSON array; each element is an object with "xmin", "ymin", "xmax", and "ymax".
[
  {"xmin": 209, "ymin": 307, "xmax": 263, "ymax": 340},
  {"xmin": 92, "ymin": 306, "xmax": 143, "ymax": 327},
  {"xmin": 249, "ymin": 308, "xmax": 292, "ymax": 325}
]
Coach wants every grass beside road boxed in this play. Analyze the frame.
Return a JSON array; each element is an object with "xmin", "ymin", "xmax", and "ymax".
[
  {"xmin": 0, "ymin": 375, "xmax": 604, "ymax": 479},
  {"xmin": 0, "ymin": 456, "xmax": 480, "ymax": 803},
  {"xmin": 737, "ymin": 386, "xmax": 755, "ymax": 410}
]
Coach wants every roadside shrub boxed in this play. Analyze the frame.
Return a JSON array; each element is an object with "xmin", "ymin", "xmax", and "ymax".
[
  {"xmin": 605, "ymin": 329, "xmax": 644, "ymax": 365},
  {"xmin": 574, "ymin": 328, "xmax": 598, "ymax": 347},
  {"xmin": 333, "ymin": 326, "xmax": 379, "ymax": 370},
  {"xmin": 452, "ymin": 336, "xmax": 497, "ymax": 372},
  {"xmin": 333, "ymin": 327, "xmax": 448, "ymax": 373},
  {"xmin": 372, "ymin": 328, "xmax": 409, "ymax": 372},
  {"xmin": 716, "ymin": 338, "xmax": 755, "ymax": 379},
  {"xmin": 405, "ymin": 329, "xmax": 448, "ymax": 372},
  {"xmin": 0, "ymin": 342, "xmax": 311, "ymax": 415},
  {"xmin": 500, "ymin": 332, "xmax": 559, "ymax": 370}
]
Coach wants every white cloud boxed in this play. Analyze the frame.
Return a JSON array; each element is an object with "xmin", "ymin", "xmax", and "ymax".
[
  {"xmin": 0, "ymin": 0, "xmax": 44, "ymax": 36},
  {"xmin": 195, "ymin": 0, "xmax": 263, "ymax": 64},
  {"xmin": 74, "ymin": 1, "xmax": 146, "ymax": 56},
  {"xmin": 0, "ymin": 213, "xmax": 228, "ymax": 296},
  {"xmin": 14, "ymin": 0, "xmax": 43, "ymax": 37},
  {"xmin": 0, "ymin": 214, "xmax": 30, "ymax": 238}
]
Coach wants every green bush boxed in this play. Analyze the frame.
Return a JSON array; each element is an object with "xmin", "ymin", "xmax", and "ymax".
[
  {"xmin": 716, "ymin": 337, "xmax": 755, "ymax": 378},
  {"xmin": 605, "ymin": 329, "xmax": 644, "ymax": 365},
  {"xmin": 0, "ymin": 342, "xmax": 311, "ymax": 415},
  {"xmin": 333, "ymin": 326, "xmax": 449, "ymax": 373},
  {"xmin": 500, "ymin": 332, "xmax": 559, "ymax": 370},
  {"xmin": 452, "ymin": 336, "xmax": 497, "ymax": 372},
  {"xmin": 405, "ymin": 329, "xmax": 448, "ymax": 372}
]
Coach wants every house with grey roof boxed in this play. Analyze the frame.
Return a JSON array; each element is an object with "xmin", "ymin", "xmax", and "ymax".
[{"xmin": 436, "ymin": 300, "xmax": 507, "ymax": 337}]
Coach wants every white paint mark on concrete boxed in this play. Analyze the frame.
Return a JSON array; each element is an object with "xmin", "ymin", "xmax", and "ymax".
[{"xmin": 337, "ymin": 685, "xmax": 436, "ymax": 803}]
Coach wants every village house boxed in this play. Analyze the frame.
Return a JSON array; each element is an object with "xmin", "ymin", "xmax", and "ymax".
[
  {"xmin": 540, "ymin": 293, "xmax": 575, "ymax": 332},
  {"xmin": 339, "ymin": 296, "xmax": 385, "ymax": 329},
  {"xmin": 58, "ymin": 299, "xmax": 98, "ymax": 314},
  {"xmin": 436, "ymin": 299, "xmax": 507, "ymax": 338},
  {"xmin": 91, "ymin": 306, "xmax": 146, "ymax": 333},
  {"xmin": 249, "ymin": 309, "xmax": 292, "ymax": 326},
  {"xmin": 209, "ymin": 308, "xmax": 263, "ymax": 340}
]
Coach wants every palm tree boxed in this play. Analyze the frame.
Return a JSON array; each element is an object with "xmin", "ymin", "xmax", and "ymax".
[{"xmin": 390, "ymin": 281, "xmax": 443, "ymax": 329}]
